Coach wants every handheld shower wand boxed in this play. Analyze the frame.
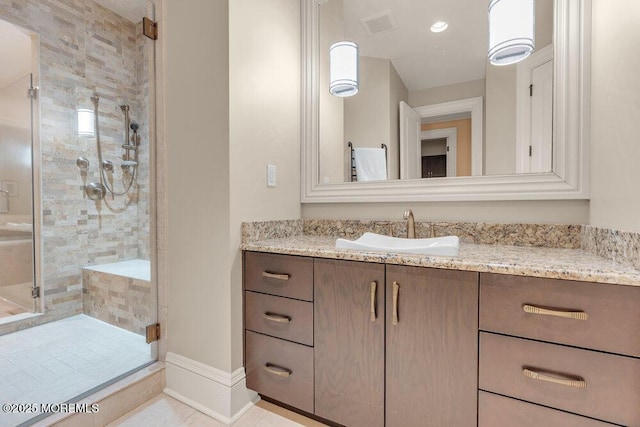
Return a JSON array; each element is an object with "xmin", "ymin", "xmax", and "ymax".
[{"xmin": 120, "ymin": 105, "xmax": 131, "ymax": 160}]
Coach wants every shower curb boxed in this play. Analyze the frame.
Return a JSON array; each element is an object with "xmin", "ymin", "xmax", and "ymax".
[{"xmin": 30, "ymin": 362, "xmax": 165, "ymax": 427}]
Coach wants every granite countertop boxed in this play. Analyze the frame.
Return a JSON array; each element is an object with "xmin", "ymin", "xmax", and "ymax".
[{"xmin": 241, "ymin": 235, "xmax": 640, "ymax": 287}]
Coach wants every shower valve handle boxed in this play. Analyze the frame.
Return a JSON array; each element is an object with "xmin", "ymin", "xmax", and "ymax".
[{"xmin": 85, "ymin": 182, "xmax": 106, "ymax": 201}]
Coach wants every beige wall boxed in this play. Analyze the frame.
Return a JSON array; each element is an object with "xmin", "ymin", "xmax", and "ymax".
[
  {"xmin": 536, "ymin": 0, "xmax": 554, "ymax": 50},
  {"xmin": 318, "ymin": 0, "xmax": 344, "ymax": 184},
  {"xmin": 229, "ymin": 0, "xmax": 302, "ymax": 370},
  {"xmin": 165, "ymin": 0, "xmax": 232, "ymax": 370},
  {"xmin": 344, "ymin": 57, "xmax": 390, "ymax": 177},
  {"xmin": 0, "ymin": 76, "xmax": 31, "ymax": 128},
  {"xmin": 388, "ymin": 63, "xmax": 407, "ymax": 180},
  {"xmin": 344, "ymin": 57, "xmax": 407, "ymax": 181},
  {"xmin": 0, "ymin": 125, "xmax": 31, "ymax": 214},
  {"xmin": 485, "ymin": 63, "xmax": 517, "ymax": 175},
  {"xmin": 166, "ymin": 0, "xmax": 301, "ymax": 375},
  {"xmin": 589, "ymin": 0, "xmax": 640, "ymax": 232}
]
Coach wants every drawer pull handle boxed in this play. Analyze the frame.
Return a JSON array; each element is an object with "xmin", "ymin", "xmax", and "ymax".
[
  {"xmin": 392, "ymin": 281, "xmax": 400, "ymax": 326},
  {"xmin": 523, "ymin": 368, "xmax": 587, "ymax": 389},
  {"xmin": 523, "ymin": 304, "xmax": 588, "ymax": 321},
  {"xmin": 370, "ymin": 281, "xmax": 377, "ymax": 322},
  {"xmin": 264, "ymin": 364, "xmax": 292, "ymax": 378},
  {"xmin": 263, "ymin": 312, "xmax": 291, "ymax": 323},
  {"xmin": 262, "ymin": 271, "xmax": 290, "ymax": 281}
]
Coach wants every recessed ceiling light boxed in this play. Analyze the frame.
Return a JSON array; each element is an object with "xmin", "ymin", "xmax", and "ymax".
[{"xmin": 430, "ymin": 21, "xmax": 449, "ymax": 33}]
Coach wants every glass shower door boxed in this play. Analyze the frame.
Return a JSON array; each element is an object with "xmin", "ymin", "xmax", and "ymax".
[{"xmin": 0, "ymin": 69, "xmax": 36, "ymax": 319}]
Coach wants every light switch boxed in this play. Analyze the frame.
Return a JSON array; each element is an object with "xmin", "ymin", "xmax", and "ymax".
[{"xmin": 267, "ymin": 164, "xmax": 276, "ymax": 187}]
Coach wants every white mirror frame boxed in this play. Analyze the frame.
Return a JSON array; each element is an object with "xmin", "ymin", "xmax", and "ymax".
[{"xmin": 301, "ymin": 0, "xmax": 591, "ymax": 203}]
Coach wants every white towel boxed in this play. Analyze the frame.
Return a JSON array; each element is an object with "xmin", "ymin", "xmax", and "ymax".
[{"xmin": 354, "ymin": 147, "xmax": 387, "ymax": 181}]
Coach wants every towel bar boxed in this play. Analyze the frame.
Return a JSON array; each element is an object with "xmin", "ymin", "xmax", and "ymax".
[{"xmin": 348, "ymin": 142, "xmax": 388, "ymax": 182}]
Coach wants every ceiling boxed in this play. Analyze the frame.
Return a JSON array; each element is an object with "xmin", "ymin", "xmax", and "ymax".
[{"xmin": 341, "ymin": 0, "xmax": 489, "ymax": 92}]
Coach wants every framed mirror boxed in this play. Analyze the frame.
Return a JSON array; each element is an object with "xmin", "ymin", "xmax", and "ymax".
[{"xmin": 301, "ymin": 0, "xmax": 591, "ymax": 202}]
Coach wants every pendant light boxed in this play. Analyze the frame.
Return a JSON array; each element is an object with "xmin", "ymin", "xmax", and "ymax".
[
  {"xmin": 77, "ymin": 109, "xmax": 95, "ymax": 137},
  {"xmin": 488, "ymin": 0, "xmax": 535, "ymax": 66},
  {"xmin": 329, "ymin": 41, "xmax": 359, "ymax": 97}
]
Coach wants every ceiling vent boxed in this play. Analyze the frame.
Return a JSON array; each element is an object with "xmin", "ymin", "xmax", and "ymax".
[{"xmin": 360, "ymin": 10, "xmax": 398, "ymax": 37}]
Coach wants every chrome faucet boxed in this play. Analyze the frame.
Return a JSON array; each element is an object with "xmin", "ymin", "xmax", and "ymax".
[{"xmin": 403, "ymin": 209, "xmax": 415, "ymax": 239}]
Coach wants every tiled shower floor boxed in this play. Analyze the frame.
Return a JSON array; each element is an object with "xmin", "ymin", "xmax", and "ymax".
[
  {"xmin": 0, "ymin": 298, "xmax": 28, "ymax": 319},
  {"xmin": 0, "ymin": 314, "xmax": 154, "ymax": 426}
]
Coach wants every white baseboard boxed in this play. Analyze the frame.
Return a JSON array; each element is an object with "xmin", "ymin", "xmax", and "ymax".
[{"xmin": 164, "ymin": 352, "xmax": 259, "ymax": 425}]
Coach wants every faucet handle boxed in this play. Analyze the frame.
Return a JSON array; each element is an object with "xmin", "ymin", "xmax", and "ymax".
[{"xmin": 403, "ymin": 209, "xmax": 415, "ymax": 239}]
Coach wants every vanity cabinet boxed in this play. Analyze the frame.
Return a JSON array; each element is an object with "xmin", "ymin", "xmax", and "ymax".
[
  {"xmin": 244, "ymin": 252, "xmax": 640, "ymax": 426},
  {"xmin": 385, "ymin": 265, "xmax": 478, "ymax": 427},
  {"xmin": 244, "ymin": 252, "xmax": 315, "ymax": 413},
  {"xmin": 478, "ymin": 391, "xmax": 615, "ymax": 426},
  {"xmin": 244, "ymin": 252, "xmax": 479, "ymax": 426},
  {"xmin": 314, "ymin": 259, "xmax": 385, "ymax": 427},
  {"xmin": 479, "ymin": 273, "xmax": 640, "ymax": 426}
]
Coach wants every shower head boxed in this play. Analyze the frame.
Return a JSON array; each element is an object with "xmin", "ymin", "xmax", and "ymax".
[
  {"xmin": 121, "ymin": 161, "xmax": 138, "ymax": 174},
  {"xmin": 130, "ymin": 122, "xmax": 139, "ymax": 132}
]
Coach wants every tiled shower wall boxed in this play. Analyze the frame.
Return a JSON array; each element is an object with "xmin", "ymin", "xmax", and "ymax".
[{"xmin": 0, "ymin": 0, "xmax": 151, "ymax": 328}]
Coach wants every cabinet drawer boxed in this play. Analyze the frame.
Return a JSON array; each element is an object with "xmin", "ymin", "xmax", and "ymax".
[
  {"xmin": 479, "ymin": 332, "xmax": 640, "ymax": 426},
  {"xmin": 245, "ymin": 331, "xmax": 314, "ymax": 414},
  {"xmin": 245, "ymin": 291, "xmax": 313, "ymax": 346},
  {"xmin": 479, "ymin": 391, "xmax": 615, "ymax": 426},
  {"xmin": 480, "ymin": 273, "xmax": 640, "ymax": 357},
  {"xmin": 245, "ymin": 252, "xmax": 313, "ymax": 301}
]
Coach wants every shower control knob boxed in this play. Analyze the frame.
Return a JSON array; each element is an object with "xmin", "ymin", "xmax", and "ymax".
[
  {"xmin": 85, "ymin": 182, "xmax": 106, "ymax": 201},
  {"xmin": 102, "ymin": 160, "xmax": 114, "ymax": 172},
  {"xmin": 76, "ymin": 157, "xmax": 90, "ymax": 171}
]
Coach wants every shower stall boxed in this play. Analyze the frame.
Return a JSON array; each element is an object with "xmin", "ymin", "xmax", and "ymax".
[{"xmin": 0, "ymin": 1, "xmax": 157, "ymax": 425}]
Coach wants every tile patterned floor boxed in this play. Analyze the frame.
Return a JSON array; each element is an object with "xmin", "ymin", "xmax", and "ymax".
[
  {"xmin": 0, "ymin": 315, "xmax": 153, "ymax": 426},
  {"xmin": 108, "ymin": 395, "xmax": 329, "ymax": 427}
]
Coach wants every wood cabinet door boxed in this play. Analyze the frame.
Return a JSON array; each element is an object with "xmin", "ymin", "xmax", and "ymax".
[
  {"xmin": 386, "ymin": 265, "xmax": 479, "ymax": 427},
  {"xmin": 314, "ymin": 259, "xmax": 385, "ymax": 427}
]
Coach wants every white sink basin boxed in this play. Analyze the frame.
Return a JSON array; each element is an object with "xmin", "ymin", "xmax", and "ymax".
[{"xmin": 335, "ymin": 232, "xmax": 460, "ymax": 256}]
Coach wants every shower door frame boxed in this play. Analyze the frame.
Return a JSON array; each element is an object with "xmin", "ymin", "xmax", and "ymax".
[{"xmin": 30, "ymin": 68, "xmax": 43, "ymax": 315}]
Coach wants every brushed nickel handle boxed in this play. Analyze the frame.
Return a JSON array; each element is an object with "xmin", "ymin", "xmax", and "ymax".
[
  {"xmin": 262, "ymin": 271, "xmax": 290, "ymax": 281},
  {"xmin": 370, "ymin": 281, "xmax": 377, "ymax": 322},
  {"xmin": 523, "ymin": 304, "xmax": 588, "ymax": 321},
  {"xmin": 392, "ymin": 281, "xmax": 399, "ymax": 326},
  {"xmin": 264, "ymin": 364, "xmax": 291, "ymax": 378},
  {"xmin": 523, "ymin": 368, "xmax": 587, "ymax": 389},
  {"xmin": 263, "ymin": 312, "xmax": 291, "ymax": 323}
]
